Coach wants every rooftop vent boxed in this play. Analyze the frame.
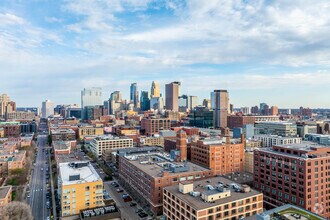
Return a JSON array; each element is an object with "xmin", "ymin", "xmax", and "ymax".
[{"xmin": 69, "ymin": 174, "xmax": 80, "ymax": 181}]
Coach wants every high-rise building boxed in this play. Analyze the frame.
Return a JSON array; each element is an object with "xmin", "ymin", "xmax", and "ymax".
[
  {"xmin": 130, "ymin": 83, "xmax": 139, "ymax": 108},
  {"xmin": 151, "ymin": 81, "xmax": 160, "ymax": 98},
  {"xmin": 188, "ymin": 96, "xmax": 198, "ymax": 111},
  {"xmin": 150, "ymin": 97, "xmax": 164, "ymax": 112},
  {"xmin": 241, "ymin": 107, "xmax": 250, "ymax": 115},
  {"xmin": 210, "ymin": 92, "xmax": 215, "ymax": 109},
  {"xmin": 0, "ymin": 94, "xmax": 16, "ymax": 118},
  {"xmin": 81, "ymin": 87, "xmax": 103, "ymax": 120},
  {"xmin": 109, "ymin": 91, "xmax": 123, "ymax": 115},
  {"xmin": 41, "ymin": 100, "xmax": 54, "ymax": 118},
  {"xmin": 165, "ymin": 82, "xmax": 180, "ymax": 111},
  {"xmin": 213, "ymin": 90, "xmax": 229, "ymax": 129},
  {"xmin": 202, "ymin": 99, "xmax": 211, "ymax": 109},
  {"xmin": 176, "ymin": 130, "xmax": 187, "ymax": 162},
  {"xmin": 251, "ymin": 106, "xmax": 259, "ymax": 114},
  {"xmin": 270, "ymin": 106, "xmax": 279, "ymax": 115},
  {"xmin": 140, "ymin": 91, "xmax": 150, "ymax": 111}
]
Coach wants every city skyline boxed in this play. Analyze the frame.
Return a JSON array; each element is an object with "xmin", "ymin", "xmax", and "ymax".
[{"xmin": 1, "ymin": 1, "xmax": 330, "ymax": 108}]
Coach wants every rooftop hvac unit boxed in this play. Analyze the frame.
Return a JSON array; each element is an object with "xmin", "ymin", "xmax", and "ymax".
[
  {"xmin": 190, "ymin": 191, "xmax": 201, "ymax": 197},
  {"xmin": 69, "ymin": 174, "xmax": 80, "ymax": 181}
]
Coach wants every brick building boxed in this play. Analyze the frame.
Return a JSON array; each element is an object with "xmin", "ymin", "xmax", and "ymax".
[
  {"xmin": 254, "ymin": 143, "xmax": 330, "ymax": 219},
  {"xmin": 164, "ymin": 177, "xmax": 263, "ymax": 220},
  {"xmin": 141, "ymin": 118, "xmax": 171, "ymax": 136},
  {"xmin": 227, "ymin": 115, "xmax": 255, "ymax": 129},
  {"xmin": 118, "ymin": 147, "xmax": 213, "ymax": 216}
]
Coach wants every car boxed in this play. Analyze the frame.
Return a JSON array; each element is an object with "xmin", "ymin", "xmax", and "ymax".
[
  {"xmin": 122, "ymin": 194, "xmax": 129, "ymax": 198},
  {"xmin": 138, "ymin": 212, "xmax": 148, "ymax": 218},
  {"xmin": 41, "ymin": 168, "xmax": 44, "ymax": 171},
  {"xmin": 46, "ymin": 216, "xmax": 50, "ymax": 220},
  {"xmin": 135, "ymin": 209, "xmax": 143, "ymax": 213},
  {"xmin": 27, "ymin": 193, "xmax": 30, "ymax": 198},
  {"xmin": 130, "ymin": 202, "xmax": 137, "ymax": 207},
  {"xmin": 116, "ymin": 188, "xmax": 123, "ymax": 193}
]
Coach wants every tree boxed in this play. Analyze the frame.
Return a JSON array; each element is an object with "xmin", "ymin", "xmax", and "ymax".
[{"xmin": 0, "ymin": 201, "xmax": 33, "ymax": 220}]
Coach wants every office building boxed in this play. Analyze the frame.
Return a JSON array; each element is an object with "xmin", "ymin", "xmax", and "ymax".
[
  {"xmin": 81, "ymin": 88, "xmax": 103, "ymax": 120},
  {"xmin": 305, "ymin": 134, "xmax": 330, "ymax": 145},
  {"xmin": 210, "ymin": 92, "xmax": 215, "ymax": 109},
  {"xmin": 227, "ymin": 115, "xmax": 255, "ymax": 129},
  {"xmin": 241, "ymin": 107, "xmax": 250, "ymax": 115},
  {"xmin": 16, "ymin": 107, "xmax": 40, "ymax": 116},
  {"xmin": 150, "ymin": 97, "xmax": 164, "ymax": 112},
  {"xmin": 165, "ymin": 82, "xmax": 180, "ymax": 111},
  {"xmin": 270, "ymin": 106, "xmax": 279, "ymax": 115},
  {"xmin": 255, "ymin": 122, "xmax": 297, "ymax": 137},
  {"xmin": 251, "ymin": 106, "xmax": 259, "ymax": 114},
  {"xmin": 41, "ymin": 100, "xmax": 54, "ymax": 118},
  {"xmin": 90, "ymin": 135, "xmax": 133, "ymax": 157},
  {"xmin": 151, "ymin": 81, "xmax": 160, "ymax": 98},
  {"xmin": 188, "ymin": 96, "xmax": 198, "ymax": 111},
  {"xmin": 254, "ymin": 143, "xmax": 330, "ymax": 218},
  {"xmin": 58, "ymin": 161, "xmax": 104, "ymax": 217},
  {"xmin": 140, "ymin": 91, "xmax": 150, "ymax": 111},
  {"xmin": 0, "ymin": 186, "xmax": 12, "ymax": 207},
  {"xmin": 0, "ymin": 94, "xmax": 16, "ymax": 118},
  {"xmin": 51, "ymin": 129, "xmax": 76, "ymax": 141},
  {"xmin": 141, "ymin": 117, "xmax": 171, "ymax": 136},
  {"xmin": 5, "ymin": 111, "xmax": 35, "ymax": 121},
  {"xmin": 109, "ymin": 91, "xmax": 123, "ymax": 115},
  {"xmin": 163, "ymin": 177, "xmax": 263, "ymax": 220},
  {"xmin": 191, "ymin": 129, "xmax": 245, "ymax": 175},
  {"xmin": 0, "ymin": 122, "xmax": 21, "ymax": 137},
  {"xmin": 317, "ymin": 121, "xmax": 330, "ymax": 135},
  {"xmin": 253, "ymin": 135, "xmax": 302, "ymax": 147},
  {"xmin": 297, "ymin": 124, "xmax": 317, "ymax": 137},
  {"xmin": 188, "ymin": 106, "xmax": 213, "ymax": 128},
  {"xmin": 84, "ymin": 105, "xmax": 106, "ymax": 120},
  {"xmin": 118, "ymin": 147, "xmax": 213, "ymax": 215},
  {"xmin": 202, "ymin": 99, "xmax": 211, "ymax": 109},
  {"xmin": 130, "ymin": 83, "xmax": 139, "ymax": 108},
  {"xmin": 244, "ymin": 124, "xmax": 255, "ymax": 139},
  {"xmin": 178, "ymin": 95, "xmax": 188, "ymax": 112},
  {"xmin": 213, "ymin": 90, "xmax": 229, "ymax": 129}
]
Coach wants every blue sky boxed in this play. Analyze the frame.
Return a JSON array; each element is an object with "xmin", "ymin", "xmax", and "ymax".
[{"xmin": 1, "ymin": 0, "xmax": 330, "ymax": 108}]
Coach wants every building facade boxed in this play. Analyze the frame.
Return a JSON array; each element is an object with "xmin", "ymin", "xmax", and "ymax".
[
  {"xmin": 42, "ymin": 100, "xmax": 55, "ymax": 118},
  {"xmin": 165, "ymin": 82, "xmax": 180, "ymax": 111},
  {"xmin": 81, "ymin": 88, "xmax": 103, "ymax": 120},
  {"xmin": 253, "ymin": 135, "xmax": 302, "ymax": 147},
  {"xmin": 213, "ymin": 90, "xmax": 229, "ymax": 129},
  {"xmin": 90, "ymin": 135, "xmax": 133, "ymax": 157},
  {"xmin": 141, "ymin": 118, "xmax": 171, "ymax": 136}
]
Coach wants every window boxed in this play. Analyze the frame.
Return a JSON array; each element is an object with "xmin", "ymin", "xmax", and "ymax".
[{"xmin": 85, "ymin": 186, "xmax": 90, "ymax": 191}]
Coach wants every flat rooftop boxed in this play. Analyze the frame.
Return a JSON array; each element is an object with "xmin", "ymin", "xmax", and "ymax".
[
  {"xmin": 59, "ymin": 161, "xmax": 102, "ymax": 186},
  {"xmin": 0, "ymin": 186, "xmax": 11, "ymax": 199},
  {"xmin": 93, "ymin": 135, "xmax": 132, "ymax": 141},
  {"xmin": 124, "ymin": 152, "xmax": 210, "ymax": 177},
  {"xmin": 200, "ymin": 137, "xmax": 242, "ymax": 145},
  {"xmin": 51, "ymin": 129, "xmax": 75, "ymax": 134},
  {"xmin": 53, "ymin": 141, "xmax": 71, "ymax": 150},
  {"xmin": 165, "ymin": 176, "xmax": 262, "ymax": 210}
]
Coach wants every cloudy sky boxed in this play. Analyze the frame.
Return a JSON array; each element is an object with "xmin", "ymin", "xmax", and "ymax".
[{"xmin": 1, "ymin": 0, "xmax": 330, "ymax": 108}]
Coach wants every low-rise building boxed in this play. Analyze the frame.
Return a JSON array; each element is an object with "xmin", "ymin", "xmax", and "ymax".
[
  {"xmin": 90, "ymin": 135, "xmax": 133, "ymax": 157},
  {"xmin": 255, "ymin": 121, "xmax": 297, "ymax": 137},
  {"xmin": 0, "ymin": 128, "xmax": 4, "ymax": 138},
  {"xmin": 141, "ymin": 117, "xmax": 171, "ymax": 136},
  {"xmin": 118, "ymin": 147, "xmax": 213, "ymax": 215},
  {"xmin": 51, "ymin": 129, "xmax": 76, "ymax": 141},
  {"xmin": 78, "ymin": 126, "xmax": 104, "ymax": 140},
  {"xmin": 0, "ymin": 185, "xmax": 12, "ymax": 206},
  {"xmin": 5, "ymin": 111, "xmax": 35, "ymax": 121},
  {"xmin": 253, "ymin": 135, "xmax": 302, "ymax": 147},
  {"xmin": 244, "ymin": 149, "xmax": 254, "ymax": 174},
  {"xmin": 163, "ymin": 177, "xmax": 263, "ymax": 220},
  {"xmin": 53, "ymin": 141, "xmax": 76, "ymax": 155},
  {"xmin": 305, "ymin": 133, "xmax": 330, "ymax": 145},
  {"xmin": 138, "ymin": 136, "xmax": 164, "ymax": 147},
  {"xmin": 58, "ymin": 161, "xmax": 104, "ymax": 217}
]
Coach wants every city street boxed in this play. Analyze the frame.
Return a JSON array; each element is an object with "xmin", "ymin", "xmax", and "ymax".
[{"xmin": 27, "ymin": 134, "xmax": 50, "ymax": 220}]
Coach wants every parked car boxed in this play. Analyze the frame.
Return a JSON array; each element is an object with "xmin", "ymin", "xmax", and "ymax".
[
  {"xmin": 135, "ymin": 209, "xmax": 143, "ymax": 213},
  {"xmin": 138, "ymin": 212, "xmax": 148, "ymax": 218},
  {"xmin": 116, "ymin": 188, "xmax": 123, "ymax": 193},
  {"xmin": 27, "ymin": 193, "xmax": 30, "ymax": 198},
  {"xmin": 130, "ymin": 202, "xmax": 137, "ymax": 207}
]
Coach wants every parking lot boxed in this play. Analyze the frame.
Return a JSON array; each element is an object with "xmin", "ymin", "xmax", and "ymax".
[{"xmin": 104, "ymin": 180, "xmax": 151, "ymax": 220}]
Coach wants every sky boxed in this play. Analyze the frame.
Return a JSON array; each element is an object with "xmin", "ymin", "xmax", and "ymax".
[{"xmin": 1, "ymin": 0, "xmax": 330, "ymax": 108}]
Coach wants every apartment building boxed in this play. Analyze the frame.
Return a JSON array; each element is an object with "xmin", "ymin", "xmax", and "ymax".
[
  {"xmin": 78, "ymin": 126, "xmax": 104, "ymax": 140},
  {"xmin": 0, "ymin": 150, "xmax": 26, "ymax": 175},
  {"xmin": 89, "ymin": 135, "xmax": 133, "ymax": 157},
  {"xmin": 58, "ymin": 161, "xmax": 104, "ymax": 217},
  {"xmin": 190, "ymin": 132, "xmax": 245, "ymax": 175},
  {"xmin": 118, "ymin": 147, "xmax": 213, "ymax": 216},
  {"xmin": 163, "ymin": 177, "xmax": 263, "ymax": 220},
  {"xmin": 0, "ymin": 185, "xmax": 12, "ymax": 207},
  {"xmin": 227, "ymin": 115, "xmax": 255, "ymax": 129},
  {"xmin": 0, "ymin": 122, "xmax": 20, "ymax": 137},
  {"xmin": 5, "ymin": 111, "xmax": 35, "ymax": 121},
  {"xmin": 254, "ymin": 143, "xmax": 330, "ymax": 219},
  {"xmin": 245, "ymin": 149, "xmax": 254, "ymax": 174},
  {"xmin": 141, "ymin": 118, "xmax": 171, "ymax": 136},
  {"xmin": 138, "ymin": 136, "xmax": 164, "ymax": 147},
  {"xmin": 253, "ymin": 135, "xmax": 302, "ymax": 147}
]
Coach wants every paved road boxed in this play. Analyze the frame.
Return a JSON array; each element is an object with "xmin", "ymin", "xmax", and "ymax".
[{"xmin": 27, "ymin": 134, "xmax": 50, "ymax": 220}]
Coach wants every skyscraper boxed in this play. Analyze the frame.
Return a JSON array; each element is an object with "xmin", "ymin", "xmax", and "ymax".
[
  {"xmin": 165, "ymin": 82, "xmax": 180, "ymax": 111},
  {"xmin": 140, "ymin": 91, "xmax": 150, "ymax": 111},
  {"xmin": 109, "ymin": 91, "xmax": 123, "ymax": 115},
  {"xmin": 0, "ymin": 94, "xmax": 16, "ymax": 118},
  {"xmin": 130, "ymin": 83, "xmax": 139, "ymax": 108},
  {"xmin": 41, "ymin": 100, "xmax": 54, "ymax": 118},
  {"xmin": 81, "ymin": 87, "xmax": 103, "ymax": 120},
  {"xmin": 188, "ymin": 96, "xmax": 198, "ymax": 110},
  {"xmin": 213, "ymin": 90, "xmax": 229, "ymax": 129},
  {"xmin": 150, "ymin": 81, "xmax": 160, "ymax": 98}
]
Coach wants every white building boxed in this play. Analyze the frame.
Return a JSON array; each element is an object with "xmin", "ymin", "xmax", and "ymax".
[
  {"xmin": 240, "ymin": 107, "xmax": 250, "ymax": 115},
  {"xmin": 90, "ymin": 135, "xmax": 133, "ymax": 157},
  {"xmin": 253, "ymin": 134, "xmax": 302, "ymax": 147},
  {"xmin": 188, "ymin": 96, "xmax": 198, "ymax": 110},
  {"xmin": 150, "ymin": 97, "xmax": 164, "ymax": 112},
  {"xmin": 42, "ymin": 100, "xmax": 55, "ymax": 118}
]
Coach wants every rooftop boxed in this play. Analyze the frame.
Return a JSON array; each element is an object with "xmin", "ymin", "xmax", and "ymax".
[
  {"xmin": 199, "ymin": 137, "xmax": 242, "ymax": 145},
  {"xmin": 93, "ymin": 135, "xmax": 132, "ymax": 141},
  {"xmin": 123, "ymin": 151, "xmax": 210, "ymax": 177},
  {"xmin": 164, "ymin": 176, "xmax": 262, "ymax": 210},
  {"xmin": 53, "ymin": 141, "xmax": 71, "ymax": 150},
  {"xmin": 0, "ymin": 185, "xmax": 11, "ymax": 199},
  {"xmin": 59, "ymin": 161, "xmax": 102, "ymax": 185},
  {"xmin": 51, "ymin": 129, "xmax": 75, "ymax": 135},
  {"xmin": 256, "ymin": 121, "xmax": 295, "ymax": 125}
]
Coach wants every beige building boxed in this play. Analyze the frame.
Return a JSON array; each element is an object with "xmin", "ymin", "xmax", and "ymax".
[
  {"xmin": 245, "ymin": 139, "xmax": 262, "ymax": 148},
  {"xmin": 244, "ymin": 149, "xmax": 254, "ymax": 174},
  {"xmin": 78, "ymin": 126, "xmax": 104, "ymax": 140},
  {"xmin": 213, "ymin": 90, "xmax": 229, "ymax": 129},
  {"xmin": 58, "ymin": 161, "xmax": 104, "ymax": 217},
  {"xmin": 0, "ymin": 185, "xmax": 12, "ymax": 206},
  {"xmin": 138, "ymin": 136, "xmax": 164, "ymax": 147},
  {"xmin": 165, "ymin": 82, "xmax": 180, "ymax": 111},
  {"xmin": 141, "ymin": 117, "xmax": 171, "ymax": 136},
  {"xmin": 0, "ymin": 128, "xmax": 4, "ymax": 138},
  {"xmin": 164, "ymin": 177, "xmax": 263, "ymax": 220},
  {"xmin": 151, "ymin": 81, "xmax": 160, "ymax": 98},
  {"xmin": 5, "ymin": 111, "xmax": 35, "ymax": 121},
  {"xmin": 90, "ymin": 135, "xmax": 133, "ymax": 157}
]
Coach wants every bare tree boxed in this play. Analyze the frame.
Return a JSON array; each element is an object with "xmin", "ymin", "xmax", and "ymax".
[{"xmin": 0, "ymin": 201, "xmax": 33, "ymax": 220}]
